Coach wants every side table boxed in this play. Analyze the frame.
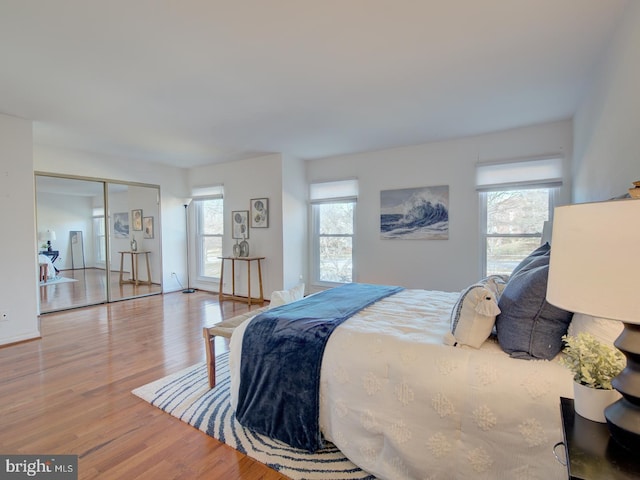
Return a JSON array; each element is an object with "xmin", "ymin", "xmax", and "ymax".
[
  {"xmin": 118, "ymin": 251, "xmax": 152, "ymax": 286},
  {"xmin": 218, "ymin": 256, "xmax": 265, "ymax": 306},
  {"xmin": 558, "ymin": 397, "xmax": 639, "ymax": 479}
]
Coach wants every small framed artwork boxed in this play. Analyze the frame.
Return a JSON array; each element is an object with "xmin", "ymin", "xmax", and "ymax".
[
  {"xmin": 232, "ymin": 210, "xmax": 249, "ymax": 239},
  {"xmin": 143, "ymin": 216, "xmax": 154, "ymax": 239},
  {"xmin": 250, "ymin": 198, "xmax": 269, "ymax": 228},
  {"xmin": 131, "ymin": 209, "xmax": 143, "ymax": 231},
  {"xmin": 113, "ymin": 212, "xmax": 129, "ymax": 238}
]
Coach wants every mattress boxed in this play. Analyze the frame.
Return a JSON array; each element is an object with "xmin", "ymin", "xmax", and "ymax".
[{"xmin": 230, "ymin": 289, "xmax": 573, "ymax": 480}]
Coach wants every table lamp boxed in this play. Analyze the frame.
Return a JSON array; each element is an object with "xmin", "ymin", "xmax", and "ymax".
[
  {"xmin": 547, "ymin": 199, "xmax": 640, "ymax": 450},
  {"xmin": 41, "ymin": 230, "xmax": 56, "ymax": 251}
]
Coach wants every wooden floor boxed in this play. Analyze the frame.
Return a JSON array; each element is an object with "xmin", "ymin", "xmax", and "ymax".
[
  {"xmin": 0, "ymin": 291, "xmax": 288, "ymax": 480},
  {"xmin": 40, "ymin": 268, "xmax": 163, "ymax": 313}
]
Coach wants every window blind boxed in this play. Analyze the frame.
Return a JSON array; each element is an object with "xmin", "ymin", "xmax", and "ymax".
[
  {"xmin": 309, "ymin": 179, "xmax": 358, "ymax": 203},
  {"xmin": 476, "ymin": 157, "xmax": 563, "ymax": 191},
  {"xmin": 191, "ymin": 184, "xmax": 224, "ymax": 198}
]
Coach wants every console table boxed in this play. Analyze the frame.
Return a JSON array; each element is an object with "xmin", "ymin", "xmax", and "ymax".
[
  {"xmin": 558, "ymin": 397, "xmax": 640, "ymax": 479},
  {"xmin": 218, "ymin": 256, "xmax": 265, "ymax": 306},
  {"xmin": 118, "ymin": 251, "xmax": 152, "ymax": 286}
]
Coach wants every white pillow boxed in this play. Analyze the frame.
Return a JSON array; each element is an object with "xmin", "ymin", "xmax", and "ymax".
[
  {"xmin": 567, "ymin": 313, "xmax": 623, "ymax": 348},
  {"xmin": 269, "ymin": 283, "xmax": 305, "ymax": 308},
  {"xmin": 444, "ymin": 281, "xmax": 501, "ymax": 348}
]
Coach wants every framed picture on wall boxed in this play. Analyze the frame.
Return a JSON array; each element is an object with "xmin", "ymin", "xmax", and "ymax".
[
  {"xmin": 113, "ymin": 212, "xmax": 129, "ymax": 238},
  {"xmin": 380, "ymin": 185, "xmax": 449, "ymax": 240},
  {"xmin": 131, "ymin": 209, "xmax": 143, "ymax": 231},
  {"xmin": 143, "ymin": 216, "xmax": 154, "ymax": 239},
  {"xmin": 250, "ymin": 198, "xmax": 269, "ymax": 228},
  {"xmin": 232, "ymin": 210, "xmax": 249, "ymax": 239}
]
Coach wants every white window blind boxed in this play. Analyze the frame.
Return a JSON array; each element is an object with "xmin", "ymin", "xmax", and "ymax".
[
  {"xmin": 191, "ymin": 184, "xmax": 224, "ymax": 198},
  {"xmin": 310, "ymin": 179, "xmax": 358, "ymax": 203},
  {"xmin": 476, "ymin": 157, "xmax": 563, "ymax": 191}
]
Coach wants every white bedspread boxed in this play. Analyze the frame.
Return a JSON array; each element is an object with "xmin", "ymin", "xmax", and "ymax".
[
  {"xmin": 38, "ymin": 254, "xmax": 56, "ymax": 279},
  {"xmin": 230, "ymin": 289, "xmax": 573, "ymax": 480}
]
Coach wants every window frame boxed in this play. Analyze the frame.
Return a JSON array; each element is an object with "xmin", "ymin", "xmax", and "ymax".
[
  {"xmin": 194, "ymin": 195, "xmax": 224, "ymax": 283},
  {"xmin": 480, "ymin": 186, "xmax": 559, "ymax": 276},
  {"xmin": 310, "ymin": 198, "xmax": 357, "ymax": 287}
]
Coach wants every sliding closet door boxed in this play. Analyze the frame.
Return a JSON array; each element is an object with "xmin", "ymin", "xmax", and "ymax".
[
  {"xmin": 36, "ymin": 175, "xmax": 108, "ymax": 313},
  {"xmin": 107, "ymin": 182, "xmax": 162, "ymax": 302}
]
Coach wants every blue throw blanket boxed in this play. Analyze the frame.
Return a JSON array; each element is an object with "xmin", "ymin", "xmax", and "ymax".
[{"xmin": 235, "ymin": 283, "xmax": 403, "ymax": 452}]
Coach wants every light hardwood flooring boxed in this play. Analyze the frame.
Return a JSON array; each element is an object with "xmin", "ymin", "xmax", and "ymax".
[
  {"xmin": 0, "ymin": 291, "xmax": 288, "ymax": 479},
  {"xmin": 40, "ymin": 268, "xmax": 163, "ymax": 313}
]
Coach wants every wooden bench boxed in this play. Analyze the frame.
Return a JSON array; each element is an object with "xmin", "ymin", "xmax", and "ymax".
[{"xmin": 202, "ymin": 306, "xmax": 268, "ymax": 388}]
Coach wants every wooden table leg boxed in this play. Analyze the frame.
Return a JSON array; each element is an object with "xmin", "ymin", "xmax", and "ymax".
[
  {"xmin": 144, "ymin": 252, "xmax": 151, "ymax": 285},
  {"xmin": 119, "ymin": 252, "xmax": 125, "ymax": 285},
  {"xmin": 134, "ymin": 253, "xmax": 140, "ymax": 285},
  {"xmin": 231, "ymin": 258, "xmax": 236, "ymax": 297},
  {"xmin": 247, "ymin": 261, "xmax": 252, "ymax": 306}
]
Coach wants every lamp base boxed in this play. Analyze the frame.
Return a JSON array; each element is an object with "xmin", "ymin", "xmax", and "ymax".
[
  {"xmin": 605, "ymin": 399, "xmax": 640, "ymax": 451},
  {"xmin": 182, "ymin": 288, "xmax": 196, "ymax": 294},
  {"xmin": 604, "ymin": 322, "xmax": 640, "ymax": 451}
]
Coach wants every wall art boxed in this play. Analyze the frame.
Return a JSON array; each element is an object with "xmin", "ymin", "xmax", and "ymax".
[
  {"xmin": 380, "ymin": 185, "xmax": 449, "ymax": 240},
  {"xmin": 250, "ymin": 198, "xmax": 269, "ymax": 228},
  {"xmin": 232, "ymin": 210, "xmax": 249, "ymax": 239}
]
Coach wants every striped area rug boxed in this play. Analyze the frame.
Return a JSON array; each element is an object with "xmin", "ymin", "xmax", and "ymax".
[{"xmin": 132, "ymin": 352, "xmax": 375, "ymax": 480}]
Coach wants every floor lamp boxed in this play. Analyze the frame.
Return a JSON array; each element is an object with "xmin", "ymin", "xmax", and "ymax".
[{"xmin": 183, "ymin": 200, "xmax": 195, "ymax": 293}]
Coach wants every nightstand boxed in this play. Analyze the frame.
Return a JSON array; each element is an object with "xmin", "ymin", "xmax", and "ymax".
[{"xmin": 559, "ymin": 397, "xmax": 639, "ymax": 479}]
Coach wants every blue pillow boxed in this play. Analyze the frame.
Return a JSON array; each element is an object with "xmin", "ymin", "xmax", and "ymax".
[
  {"xmin": 510, "ymin": 242, "xmax": 550, "ymax": 277},
  {"xmin": 496, "ymin": 251, "xmax": 573, "ymax": 360}
]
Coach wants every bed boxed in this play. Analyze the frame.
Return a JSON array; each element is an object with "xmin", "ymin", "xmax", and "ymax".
[
  {"xmin": 228, "ymin": 279, "xmax": 576, "ymax": 480},
  {"xmin": 38, "ymin": 254, "xmax": 56, "ymax": 280}
]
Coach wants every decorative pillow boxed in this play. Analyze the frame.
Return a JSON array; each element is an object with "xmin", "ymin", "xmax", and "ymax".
[
  {"xmin": 496, "ymin": 252, "xmax": 573, "ymax": 360},
  {"xmin": 568, "ymin": 313, "xmax": 623, "ymax": 348},
  {"xmin": 269, "ymin": 283, "xmax": 305, "ymax": 308},
  {"xmin": 510, "ymin": 242, "xmax": 550, "ymax": 277},
  {"xmin": 479, "ymin": 274, "xmax": 510, "ymax": 298},
  {"xmin": 445, "ymin": 281, "xmax": 501, "ymax": 348}
]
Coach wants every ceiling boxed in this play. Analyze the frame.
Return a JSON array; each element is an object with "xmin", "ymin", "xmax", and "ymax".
[{"xmin": 0, "ymin": 1, "xmax": 628, "ymax": 169}]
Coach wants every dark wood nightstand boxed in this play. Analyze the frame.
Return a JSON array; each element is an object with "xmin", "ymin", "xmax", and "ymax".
[{"xmin": 559, "ymin": 397, "xmax": 639, "ymax": 479}]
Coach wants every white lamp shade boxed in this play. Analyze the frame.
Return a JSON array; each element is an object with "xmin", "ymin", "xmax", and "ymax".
[
  {"xmin": 40, "ymin": 230, "xmax": 56, "ymax": 241},
  {"xmin": 547, "ymin": 200, "xmax": 640, "ymax": 324}
]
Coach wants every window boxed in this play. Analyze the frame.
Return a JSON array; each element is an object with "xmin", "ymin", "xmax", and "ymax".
[
  {"xmin": 310, "ymin": 180, "xmax": 358, "ymax": 285},
  {"xmin": 93, "ymin": 208, "xmax": 105, "ymax": 264},
  {"xmin": 193, "ymin": 186, "xmax": 224, "ymax": 280},
  {"xmin": 477, "ymin": 157, "xmax": 562, "ymax": 276},
  {"xmin": 481, "ymin": 188, "xmax": 557, "ymax": 275}
]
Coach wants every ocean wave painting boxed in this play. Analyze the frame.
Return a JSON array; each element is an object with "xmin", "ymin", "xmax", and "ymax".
[{"xmin": 380, "ymin": 185, "xmax": 449, "ymax": 240}]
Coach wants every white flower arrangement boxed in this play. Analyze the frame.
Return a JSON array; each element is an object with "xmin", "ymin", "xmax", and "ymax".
[{"xmin": 560, "ymin": 332, "xmax": 625, "ymax": 390}]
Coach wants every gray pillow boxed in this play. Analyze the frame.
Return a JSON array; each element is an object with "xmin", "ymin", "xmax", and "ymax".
[
  {"xmin": 496, "ymin": 252, "xmax": 573, "ymax": 360},
  {"xmin": 510, "ymin": 242, "xmax": 550, "ymax": 277}
]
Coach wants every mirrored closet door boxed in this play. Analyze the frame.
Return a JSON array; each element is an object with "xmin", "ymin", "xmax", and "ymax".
[{"xmin": 36, "ymin": 174, "xmax": 162, "ymax": 313}]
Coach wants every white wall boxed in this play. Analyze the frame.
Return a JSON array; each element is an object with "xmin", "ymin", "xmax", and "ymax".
[
  {"xmin": 307, "ymin": 120, "xmax": 573, "ymax": 291},
  {"xmin": 0, "ymin": 114, "xmax": 39, "ymax": 345},
  {"xmin": 281, "ymin": 154, "xmax": 308, "ymax": 290},
  {"xmin": 36, "ymin": 191, "xmax": 95, "ymax": 269},
  {"xmin": 188, "ymin": 154, "xmax": 285, "ymax": 297},
  {"xmin": 34, "ymin": 145, "xmax": 189, "ymax": 293},
  {"xmin": 573, "ymin": 1, "xmax": 640, "ymax": 203}
]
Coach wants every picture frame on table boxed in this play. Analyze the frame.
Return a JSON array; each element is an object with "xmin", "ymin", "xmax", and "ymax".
[
  {"xmin": 250, "ymin": 198, "xmax": 269, "ymax": 228},
  {"xmin": 232, "ymin": 210, "xmax": 249, "ymax": 239}
]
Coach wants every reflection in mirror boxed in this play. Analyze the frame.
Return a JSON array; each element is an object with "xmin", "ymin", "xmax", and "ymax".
[
  {"xmin": 107, "ymin": 182, "xmax": 162, "ymax": 302},
  {"xmin": 36, "ymin": 175, "xmax": 108, "ymax": 312},
  {"xmin": 36, "ymin": 175, "xmax": 163, "ymax": 313}
]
